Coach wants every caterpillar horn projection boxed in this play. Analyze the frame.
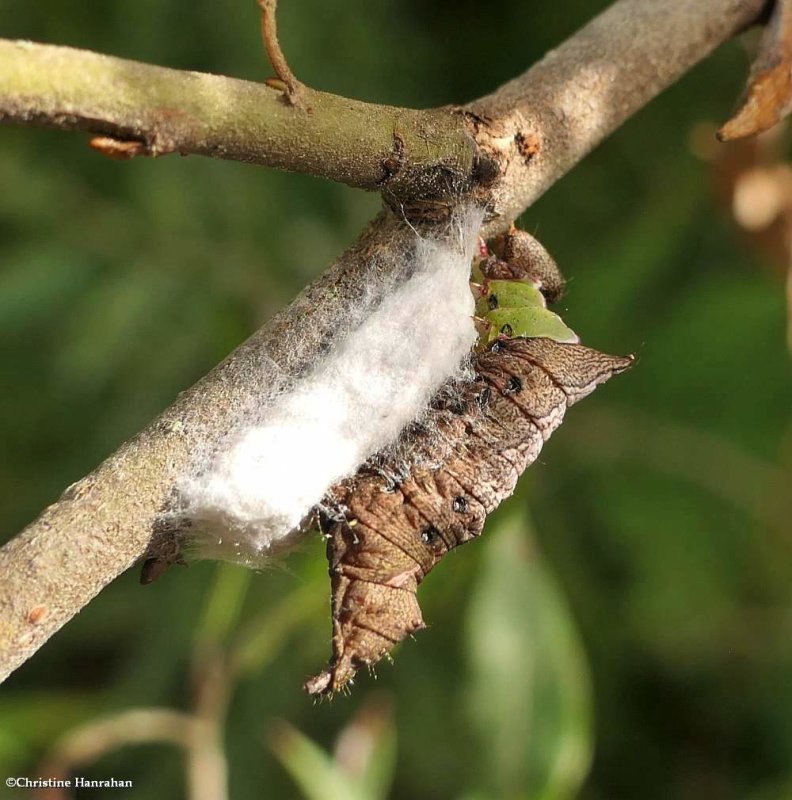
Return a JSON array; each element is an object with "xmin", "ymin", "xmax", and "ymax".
[{"xmin": 305, "ymin": 337, "xmax": 633, "ymax": 696}]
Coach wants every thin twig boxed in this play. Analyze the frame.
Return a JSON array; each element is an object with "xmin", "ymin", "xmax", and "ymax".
[
  {"xmin": 258, "ymin": 0, "xmax": 305, "ymax": 108},
  {"xmin": 34, "ymin": 709, "xmax": 199, "ymax": 800},
  {"xmin": 188, "ymin": 654, "xmax": 231, "ymax": 800}
]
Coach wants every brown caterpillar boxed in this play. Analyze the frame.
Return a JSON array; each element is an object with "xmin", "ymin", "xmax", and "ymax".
[{"xmin": 305, "ymin": 336, "xmax": 633, "ymax": 696}]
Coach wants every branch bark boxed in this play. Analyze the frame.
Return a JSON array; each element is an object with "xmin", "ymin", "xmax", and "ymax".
[
  {"xmin": 467, "ymin": 0, "xmax": 769, "ymax": 224},
  {"xmin": 0, "ymin": 0, "xmax": 768, "ymax": 682},
  {"xmin": 0, "ymin": 39, "xmax": 478, "ymax": 203}
]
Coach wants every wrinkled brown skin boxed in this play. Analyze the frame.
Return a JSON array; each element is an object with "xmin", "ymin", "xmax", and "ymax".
[
  {"xmin": 488, "ymin": 227, "xmax": 567, "ymax": 303},
  {"xmin": 305, "ymin": 337, "xmax": 633, "ymax": 696}
]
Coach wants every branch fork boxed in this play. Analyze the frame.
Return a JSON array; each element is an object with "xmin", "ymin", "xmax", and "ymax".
[{"xmin": 258, "ymin": 0, "xmax": 307, "ymax": 109}]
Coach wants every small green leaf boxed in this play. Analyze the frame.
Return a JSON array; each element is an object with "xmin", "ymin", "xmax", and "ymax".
[
  {"xmin": 270, "ymin": 697, "xmax": 396, "ymax": 800},
  {"xmin": 465, "ymin": 506, "xmax": 593, "ymax": 800},
  {"xmin": 270, "ymin": 722, "xmax": 366, "ymax": 800}
]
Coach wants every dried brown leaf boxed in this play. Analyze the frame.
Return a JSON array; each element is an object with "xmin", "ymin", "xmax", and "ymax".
[{"xmin": 719, "ymin": 0, "xmax": 792, "ymax": 141}]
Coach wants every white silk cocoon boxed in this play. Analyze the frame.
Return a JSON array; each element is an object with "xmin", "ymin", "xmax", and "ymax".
[{"xmin": 179, "ymin": 207, "xmax": 484, "ymax": 566}]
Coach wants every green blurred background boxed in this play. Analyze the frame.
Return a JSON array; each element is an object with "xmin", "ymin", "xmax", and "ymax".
[{"xmin": 1, "ymin": 1, "xmax": 791, "ymax": 798}]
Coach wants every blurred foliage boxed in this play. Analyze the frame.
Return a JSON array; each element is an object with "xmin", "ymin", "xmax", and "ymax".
[
  {"xmin": 1, "ymin": 1, "xmax": 791, "ymax": 799},
  {"xmin": 466, "ymin": 508, "xmax": 592, "ymax": 799}
]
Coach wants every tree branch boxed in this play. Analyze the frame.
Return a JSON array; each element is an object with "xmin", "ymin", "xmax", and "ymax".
[
  {"xmin": 0, "ymin": 39, "xmax": 478, "ymax": 202},
  {"xmin": 0, "ymin": 0, "xmax": 768, "ymax": 682},
  {"xmin": 467, "ymin": 0, "xmax": 769, "ymax": 225}
]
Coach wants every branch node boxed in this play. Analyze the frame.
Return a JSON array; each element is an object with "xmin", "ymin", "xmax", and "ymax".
[
  {"xmin": 263, "ymin": 76, "xmax": 288, "ymax": 93},
  {"xmin": 88, "ymin": 135, "xmax": 147, "ymax": 160},
  {"xmin": 377, "ymin": 131, "xmax": 406, "ymax": 185}
]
